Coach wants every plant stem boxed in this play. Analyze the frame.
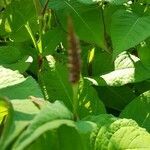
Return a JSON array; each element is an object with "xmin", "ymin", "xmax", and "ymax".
[
  {"xmin": 72, "ymin": 83, "xmax": 79, "ymax": 121},
  {"xmin": 25, "ymin": 22, "xmax": 38, "ymax": 50},
  {"xmin": 33, "ymin": 0, "xmax": 42, "ymax": 16},
  {"xmin": 101, "ymin": 4, "xmax": 112, "ymax": 53}
]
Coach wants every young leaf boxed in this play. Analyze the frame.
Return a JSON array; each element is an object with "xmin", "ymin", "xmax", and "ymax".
[{"xmin": 85, "ymin": 114, "xmax": 150, "ymax": 149}]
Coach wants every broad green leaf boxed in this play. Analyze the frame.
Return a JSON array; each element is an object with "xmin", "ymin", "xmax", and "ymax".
[
  {"xmin": 41, "ymin": 0, "xmax": 105, "ymax": 48},
  {"xmin": 120, "ymin": 91, "xmax": 150, "ymax": 132},
  {"xmin": 83, "ymin": 114, "xmax": 118, "ymax": 126},
  {"xmin": 77, "ymin": 0, "xmax": 128, "ymax": 5},
  {"xmin": 0, "ymin": 99, "xmax": 40, "ymax": 150},
  {"xmin": 95, "ymin": 85, "xmax": 136, "ymax": 111},
  {"xmin": 86, "ymin": 114, "xmax": 150, "ymax": 149},
  {"xmin": 39, "ymin": 58, "xmax": 73, "ymax": 110},
  {"xmin": 108, "ymin": 126, "xmax": 150, "ymax": 149},
  {"xmin": 138, "ymin": 43, "xmax": 150, "ymax": 68},
  {"xmin": 54, "ymin": 124, "xmax": 84, "ymax": 150},
  {"xmin": 77, "ymin": 0, "xmax": 99, "ymax": 4},
  {"xmin": 105, "ymin": 0, "xmax": 128, "ymax": 4},
  {"xmin": 85, "ymin": 52, "xmax": 150, "ymax": 86},
  {"xmin": 88, "ymin": 48, "xmax": 113, "ymax": 76},
  {"xmin": 80, "ymin": 114, "xmax": 118, "ymax": 150},
  {"xmin": 134, "ymin": 80, "xmax": 150, "ymax": 95},
  {"xmin": 76, "ymin": 121, "xmax": 97, "ymax": 150},
  {"xmin": 42, "ymin": 27, "xmax": 64, "ymax": 56},
  {"xmin": 104, "ymin": 5, "xmax": 122, "ymax": 36},
  {"xmin": 78, "ymin": 79, "xmax": 106, "ymax": 118},
  {"xmin": 14, "ymin": 120, "xmax": 83, "ymax": 150},
  {"xmin": 40, "ymin": 0, "xmax": 81, "ymax": 10},
  {"xmin": 138, "ymin": 0, "xmax": 150, "ymax": 4},
  {"xmin": 12, "ymin": 101, "xmax": 75, "ymax": 150},
  {"xmin": 0, "ymin": 46, "xmax": 32, "ymax": 73},
  {"xmin": 0, "ymin": 66, "xmax": 43, "ymax": 99},
  {"xmin": 111, "ymin": 9, "xmax": 150, "ymax": 57},
  {"xmin": 2, "ymin": 0, "xmax": 37, "ymax": 42},
  {"xmin": 55, "ymin": 2, "xmax": 105, "ymax": 49}
]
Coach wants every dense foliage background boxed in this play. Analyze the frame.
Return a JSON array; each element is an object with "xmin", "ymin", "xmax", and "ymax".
[{"xmin": 0, "ymin": 0, "xmax": 150, "ymax": 149}]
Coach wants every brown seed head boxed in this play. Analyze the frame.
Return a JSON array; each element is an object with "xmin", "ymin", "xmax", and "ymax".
[{"xmin": 67, "ymin": 17, "xmax": 81, "ymax": 84}]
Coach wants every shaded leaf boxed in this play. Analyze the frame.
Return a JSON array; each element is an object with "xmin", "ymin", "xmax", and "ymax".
[
  {"xmin": 78, "ymin": 79, "xmax": 106, "ymax": 118},
  {"xmin": 95, "ymin": 85, "xmax": 136, "ymax": 111},
  {"xmin": 120, "ymin": 91, "xmax": 150, "ymax": 132},
  {"xmin": 39, "ymin": 59, "xmax": 73, "ymax": 110},
  {"xmin": 0, "ymin": 46, "xmax": 32, "ymax": 73},
  {"xmin": 42, "ymin": 27, "xmax": 64, "ymax": 56},
  {"xmin": 138, "ymin": 42, "xmax": 150, "ymax": 68}
]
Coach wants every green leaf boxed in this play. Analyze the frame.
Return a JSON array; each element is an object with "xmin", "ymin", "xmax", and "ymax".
[
  {"xmin": 134, "ymin": 81, "xmax": 150, "ymax": 95},
  {"xmin": 39, "ymin": 59, "xmax": 73, "ymax": 110},
  {"xmin": 0, "ymin": 66, "xmax": 43, "ymax": 99},
  {"xmin": 78, "ymin": 79, "xmax": 106, "ymax": 118},
  {"xmin": 40, "ymin": 0, "xmax": 81, "ymax": 10},
  {"xmin": 14, "ymin": 120, "xmax": 84, "ymax": 150},
  {"xmin": 95, "ymin": 85, "xmax": 136, "ymax": 111},
  {"xmin": 85, "ymin": 114, "xmax": 150, "ymax": 149},
  {"xmin": 12, "ymin": 101, "xmax": 76, "ymax": 150},
  {"xmin": 0, "ymin": 99, "xmax": 40, "ymax": 150},
  {"xmin": 42, "ymin": 27, "xmax": 64, "ymax": 56},
  {"xmin": 90, "ymin": 48, "xmax": 114, "ymax": 76},
  {"xmin": 77, "ymin": 0, "xmax": 128, "ymax": 5},
  {"xmin": 0, "ymin": 46, "xmax": 32, "ymax": 73},
  {"xmin": 120, "ymin": 91, "xmax": 150, "ymax": 132},
  {"xmin": 77, "ymin": 0, "xmax": 99, "ymax": 4},
  {"xmin": 55, "ymin": 2, "xmax": 105, "ymax": 49},
  {"xmin": 111, "ymin": 9, "xmax": 150, "ymax": 57},
  {"xmin": 2, "ymin": 0, "xmax": 37, "ymax": 41},
  {"xmin": 104, "ymin": 5, "xmax": 122, "ymax": 36},
  {"xmin": 76, "ymin": 121, "xmax": 97, "ymax": 150},
  {"xmin": 105, "ymin": 0, "xmax": 128, "ymax": 5},
  {"xmin": 85, "ymin": 52, "xmax": 150, "ymax": 86},
  {"xmin": 138, "ymin": 42, "xmax": 150, "ymax": 68}
]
